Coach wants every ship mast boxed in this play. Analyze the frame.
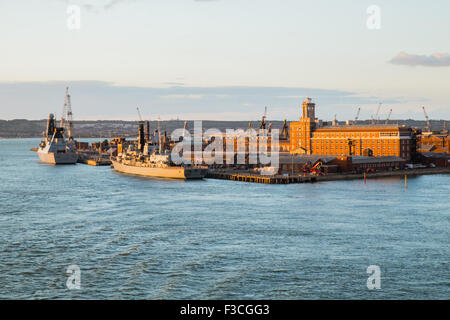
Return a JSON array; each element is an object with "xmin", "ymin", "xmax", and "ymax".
[
  {"xmin": 158, "ymin": 116, "xmax": 162, "ymax": 154},
  {"xmin": 60, "ymin": 87, "xmax": 74, "ymax": 139}
]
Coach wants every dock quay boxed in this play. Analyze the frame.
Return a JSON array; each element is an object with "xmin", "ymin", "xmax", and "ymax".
[
  {"xmin": 77, "ymin": 152, "xmax": 112, "ymax": 166},
  {"xmin": 206, "ymin": 171, "xmax": 317, "ymax": 184},
  {"xmin": 206, "ymin": 167, "xmax": 450, "ymax": 184},
  {"xmin": 77, "ymin": 158, "xmax": 112, "ymax": 166}
]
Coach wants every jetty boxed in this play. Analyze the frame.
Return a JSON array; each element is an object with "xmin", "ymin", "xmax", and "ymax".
[
  {"xmin": 206, "ymin": 171, "xmax": 317, "ymax": 184},
  {"xmin": 77, "ymin": 158, "xmax": 112, "ymax": 166},
  {"xmin": 206, "ymin": 167, "xmax": 450, "ymax": 184}
]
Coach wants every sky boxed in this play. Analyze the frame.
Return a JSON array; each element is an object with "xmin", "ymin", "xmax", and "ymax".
[{"xmin": 0, "ymin": 0, "xmax": 449, "ymax": 121}]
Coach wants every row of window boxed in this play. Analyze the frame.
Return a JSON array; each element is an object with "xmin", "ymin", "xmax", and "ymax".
[
  {"xmin": 291, "ymin": 129, "xmax": 400, "ymax": 139},
  {"xmin": 313, "ymin": 145, "xmax": 398, "ymax": 151},
  {"xmin": 380, "ymin": 132, "xmax": 399, "ymax": 137},
  {"xmin": 312, "ymin": 140, "xmax": 399, "ymax": 144},
  {"xmin": 315, "ymin": 151, "xmax": 399, "ymax": 157}
]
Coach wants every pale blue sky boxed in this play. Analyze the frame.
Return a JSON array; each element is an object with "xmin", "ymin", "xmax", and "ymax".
[{"xmin": 0, "ymin": 0, "xmax": 449, "ymax": 120}]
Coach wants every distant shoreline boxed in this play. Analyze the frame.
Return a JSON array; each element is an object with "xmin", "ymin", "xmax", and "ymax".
[{"xmin": 1, "ymin": 118, "xmax": 448, "ymax": 139}]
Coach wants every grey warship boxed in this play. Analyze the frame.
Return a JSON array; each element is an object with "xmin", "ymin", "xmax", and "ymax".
[
  {"xmin": 111, "ymin": 121, "xmax": 205, "ymax": 180},
  {"xmin": 37, "ymin": 88, "xmax": 77, "ymax": 165},
  {"xmin": 37, "ymin": 113, "xmax": 78, "ymax": 165}
]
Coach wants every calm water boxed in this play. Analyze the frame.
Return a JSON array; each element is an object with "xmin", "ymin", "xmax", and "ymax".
[{"xmin": 0, "ymin": 139, "xmax": 448, "ymax": 299}]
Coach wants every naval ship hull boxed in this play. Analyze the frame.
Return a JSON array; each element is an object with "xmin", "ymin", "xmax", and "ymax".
[
  {"xmin": 38, "ymin": 149, "xmax": 78, "ymax": 165},
  {"xmin": 111, "ymin": 160, "xmax": 205, "ymax": 180}
]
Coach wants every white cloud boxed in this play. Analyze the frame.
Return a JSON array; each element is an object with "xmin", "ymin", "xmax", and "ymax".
[
  {"xmin": 161, "ymin": 94, "xmax": 204, "ymax": 100},
  {"xmin": 390, "ymin": 52, "xmax": 450, "ymax": 67}
]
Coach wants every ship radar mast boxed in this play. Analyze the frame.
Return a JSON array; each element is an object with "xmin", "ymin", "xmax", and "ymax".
[
  {"xmin": 60, "ymin": 87, "xmax": 74, "ymax": 140},
  {"xmin": 158, "ymin": 116, "xmax": 162, "ymax": 154}
]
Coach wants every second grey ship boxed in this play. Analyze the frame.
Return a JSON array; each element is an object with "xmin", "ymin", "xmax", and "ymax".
[{"xmin": 111, "ymin": 121, "xmax": 205, "ymax": 180}]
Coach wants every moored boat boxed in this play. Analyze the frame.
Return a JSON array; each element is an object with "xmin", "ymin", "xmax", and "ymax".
[
  {"xmin": 111, "ymin": 121, "xmax": 205, "ymax": 180},
  {"xmin": 111, "ymin": 158, "xmax": 204, "ymax": 179},
  {"xmin": 37, "ymin": 113, "xmax": 78, "ymax": 165}
]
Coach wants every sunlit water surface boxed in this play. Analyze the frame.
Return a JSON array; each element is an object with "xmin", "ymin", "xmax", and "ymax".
[{"xmin": 0, "ymin": 139, "xmax": 448, "ymax": 299}]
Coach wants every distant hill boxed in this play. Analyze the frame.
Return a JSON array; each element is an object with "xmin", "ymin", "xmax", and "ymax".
[{"xmin": 0, "ymin": 119, "xmax": 448, "ymax": 138}]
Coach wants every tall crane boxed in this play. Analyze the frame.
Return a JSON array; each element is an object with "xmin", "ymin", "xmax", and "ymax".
[
  {"xmin": 373, "ymin": 102, "xmax": 382, "ymax": 125},
  {"xmin": 60, "ymin": 87, "xmax": 74, "ymax": 139},
  {"xmin": 183, "ymin": 121, "xmax": 188, "ymax": 139},
  {"xmin": 443, "ymin": 120, "xmax": 448, "ymax": 134},
  {"xmin": 310, "ymin": 161, "xmax": 323, "ymax": 175},
  {"xmin": 136, "ymin": 107, "xmax": 144, "ymax": 122},
  {"xmin": 354, "ymin": 107, "xmax": 361, "ymax": 125},
  {"xmin": 422, "ymin": 106, "xmax": 431, "ymax": 132},
  {"xmin": 385, "ymin": 109, "xmax": 392, "ymax": 124}
]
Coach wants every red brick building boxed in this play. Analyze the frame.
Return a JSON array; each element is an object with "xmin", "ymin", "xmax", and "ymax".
[{"xmin": 290, "ymin": 98, "xmax": 416, "ymax": 161}]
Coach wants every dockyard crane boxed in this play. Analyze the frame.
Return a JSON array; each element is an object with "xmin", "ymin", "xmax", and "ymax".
[
  {"xmin": 422, "ymin": 106, "xmax": 432, "ymax": 132},
  {"xmin": 385, "ymin": 109, "xmax": 392, "ymax": 124},
  {"xmin": 183, "ymin": 121, "xmax": 188, "ymax": 139},
  {"xmin": 60, "ymin": 87, "xmax": 74, "ymax": 139},
  {"xmin": 301, "ymin": 161, "xmax": 312, "ymax": 173},
  {"xmin": 373, "ymin": 102, "xmax": 382, "ymax": 125},
  {"xmin": 310, "ymin": 161, "xmax": 323, "ymax": 175},
  {"xmin": 354, "ymin": 107, "xmax": 361, "ymax": 125},
  {"xmin": 136, "ymin": 107, "xmax": 144, "ymax": 122},
  {"xmin": 443, "ymin": 121, "xmax": 448, "ymax": 134}
]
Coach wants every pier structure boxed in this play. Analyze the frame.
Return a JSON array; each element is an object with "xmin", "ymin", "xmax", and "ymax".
[
  {"xmin": 206, "ymin": 167, "xmax": 450, "ymax": 184},
  {"xmin": 206, "ymin": 171, "xmax": 317, "ymax": 184}
]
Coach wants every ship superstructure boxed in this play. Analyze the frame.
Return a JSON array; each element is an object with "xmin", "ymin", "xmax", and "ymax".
[
  {"xmin": 37, "ymin": 113, "xmax": 78, "ymax": 164},
  {"xmin": 36, "ymin": 88, "xmax": 78, "ymax": 164}
]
